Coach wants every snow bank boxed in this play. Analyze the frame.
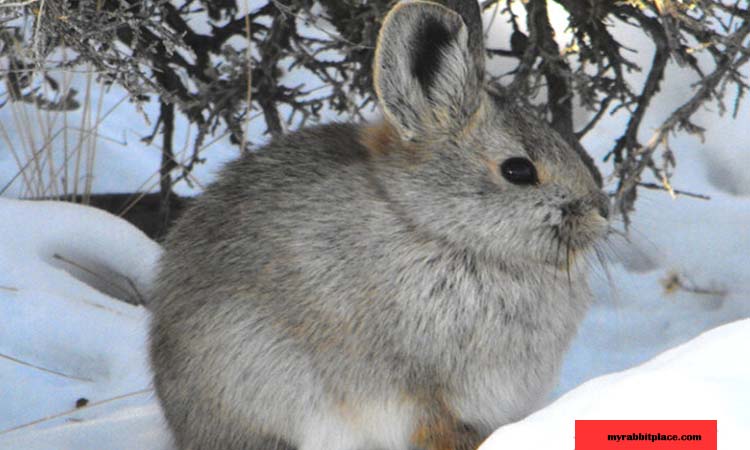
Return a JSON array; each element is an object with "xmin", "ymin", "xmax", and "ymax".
[
  {"xmin": 480, "ymin": 318, "xmax": 750, "ymax": 449},
  {"xmin": 0, "ymin": 199, "xmax": 170, "ymax": 449},
  {"xmin": 0, "ymin": 199, "xmax": 161, "ymax": 304}
]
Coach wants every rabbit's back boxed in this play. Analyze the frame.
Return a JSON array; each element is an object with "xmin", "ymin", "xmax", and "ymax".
[
  {"xmin": 150, "ymin": 123, "xmax": 392, "ymax": 448},
  {"xmin": 152, "ymin": 123, "xmax": 374, "ymax": 299}
]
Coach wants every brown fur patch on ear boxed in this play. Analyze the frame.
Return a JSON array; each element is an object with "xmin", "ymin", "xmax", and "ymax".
[
  {"xmin": 360, "ymin": 120, "xmax": 430, "ymax": 165},
  {"xmin": 360, "ymin": 120, "xmax": 401, "ymax": 157},
  {"xmin": 360, "ymin": 120, "xmax": 436, "ymax": 169}
]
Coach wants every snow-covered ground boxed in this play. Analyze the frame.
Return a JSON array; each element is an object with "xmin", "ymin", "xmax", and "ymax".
[
  {"xmin": 0, "ymin": 200, "xmax": 168, "ymax": 450},
  {"xmin": 2, "ymin": 2, "xmax": 750, "ymax": 449},
  {"xmin": 483, "ymin": 318, "xmax": 750, "ymax": 449}
]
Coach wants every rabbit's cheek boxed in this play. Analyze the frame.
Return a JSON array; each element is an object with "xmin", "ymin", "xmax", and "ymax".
[
  {"xmin": 480, "ymin": 156, "xmax": 503, "ymax": 186},
  {"xmin": 534, "ymin": 162, "xmax": 552, "ymax": 185}
]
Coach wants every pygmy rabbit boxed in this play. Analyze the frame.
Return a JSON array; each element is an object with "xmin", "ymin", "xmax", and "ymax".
[{"xmin": 149, "ymin": 1, "xmax": 610, "ymax": 449}]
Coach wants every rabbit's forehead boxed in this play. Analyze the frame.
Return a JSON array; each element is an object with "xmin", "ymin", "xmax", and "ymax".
[{"xmin": 477, "ymin": 95, "xmax": 578, "ymax": 165}]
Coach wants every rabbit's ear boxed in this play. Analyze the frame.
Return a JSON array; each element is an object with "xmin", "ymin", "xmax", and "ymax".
[{"xmin": 374, "ymin": 1, "xmax": 485, "ymax": 142}]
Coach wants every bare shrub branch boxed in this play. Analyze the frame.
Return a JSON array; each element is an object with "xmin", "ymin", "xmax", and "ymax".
[{"xmin": 0, "ymin": 0, "xmax": 747, "ymax": 224}]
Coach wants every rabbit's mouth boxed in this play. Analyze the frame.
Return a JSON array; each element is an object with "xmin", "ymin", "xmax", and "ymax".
[{"xmin": 541, "ymin": 209, "xmax": 609, "ymax": 270}]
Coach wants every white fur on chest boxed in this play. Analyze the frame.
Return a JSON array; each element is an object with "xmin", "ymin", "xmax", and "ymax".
[{"xmin": 298, "ymin": 397, "xmax": 416, "ymax": 450}]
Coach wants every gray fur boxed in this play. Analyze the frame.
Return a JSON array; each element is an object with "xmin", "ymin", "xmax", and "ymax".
[
  {"xmin": 374, "ymin": 1, "xmax": 484, "ymax": 142},
  {"xmin": 149, "ymin": 2, "xmax": 609, "ymax": 450}
]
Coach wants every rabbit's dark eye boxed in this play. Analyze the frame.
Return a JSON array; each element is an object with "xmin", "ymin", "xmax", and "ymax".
[{"xmin": 500, "ymin": 157, "xmax": 538, "ymax": 186}]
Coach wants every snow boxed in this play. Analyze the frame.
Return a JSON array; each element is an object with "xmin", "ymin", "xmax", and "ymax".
[
  {"xmin": 481, "ymin": 318, "xmax": 750, "ymax": 449},
  {"xmin": 556, "ymin": 186, "xmax": 750, "ymax": 397},
  {"xmin": 2, "ymin": 2, "xmax": 750, "ymax": 449},
  {"xmin": 0, "ymin": 199, "xmax": 169, "ymax": 449}
]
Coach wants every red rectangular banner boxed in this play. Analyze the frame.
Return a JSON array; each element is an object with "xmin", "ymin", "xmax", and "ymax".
[{"xmin": 576, "ymin": 420, "xmax": 717, "ymax": 450}]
